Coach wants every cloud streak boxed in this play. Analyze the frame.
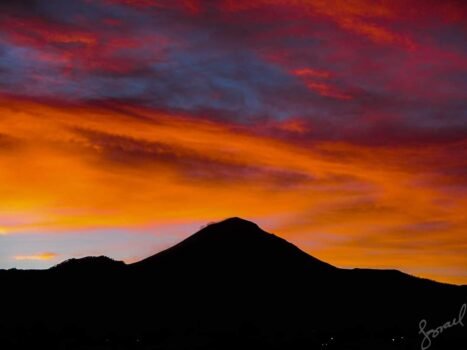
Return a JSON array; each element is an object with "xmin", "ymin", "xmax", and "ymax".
[{"xmin": 14, "ymin": 252, "xmax": 58, "ymax": 261}]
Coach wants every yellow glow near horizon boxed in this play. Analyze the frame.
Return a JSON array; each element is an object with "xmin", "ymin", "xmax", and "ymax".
[{"xmin": 14, "ymin": 252, "xmax": 58, "ymax": 261}]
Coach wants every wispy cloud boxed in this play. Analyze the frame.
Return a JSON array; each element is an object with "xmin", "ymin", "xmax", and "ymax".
[{"xmin": 14, "ymin": 252, "xmax": 58, "ymax": 261}]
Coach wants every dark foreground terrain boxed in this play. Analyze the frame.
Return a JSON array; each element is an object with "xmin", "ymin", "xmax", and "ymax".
[{"xmin": 1, "ymin": 218, "xmax": 465, "ymax": 349}]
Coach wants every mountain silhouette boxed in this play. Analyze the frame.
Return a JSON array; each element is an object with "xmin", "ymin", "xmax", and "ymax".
[
  {"xmin": 132, "ymin": 217, "xmax": 336, "ymax": 274},
  {"xmin": 1, "ymin": 217, "xmax": 465, "ymax": 350}
]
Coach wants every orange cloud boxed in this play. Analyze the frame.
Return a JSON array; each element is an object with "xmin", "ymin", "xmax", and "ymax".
[
  {"xmin": 304, "ymin": 81, "xmax": 352, "ymax": 100},
  {"xmin": 14, "ymin": 252, "xmax": 58, "ymax": 261},
  {"xmin": 0, "ymin": 96, "xmax": 465, "ymax": 284},
  {"xmin": 291, "ymin": 68, "xmax": 352, "ymax": 100},
  {"xmin": 292, "ymin": 68, "xmax": 331, "ymax": 79}
]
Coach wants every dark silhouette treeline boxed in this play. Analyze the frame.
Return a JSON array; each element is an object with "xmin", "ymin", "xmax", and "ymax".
[{"xmin": 0, "ymin": 218, "xmax": 465, "ymax": 349}]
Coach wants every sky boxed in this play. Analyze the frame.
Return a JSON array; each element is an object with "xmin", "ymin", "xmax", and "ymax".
[{"xmin": 0, "ymin": 0, "xmax": 466, "ymax": 284}]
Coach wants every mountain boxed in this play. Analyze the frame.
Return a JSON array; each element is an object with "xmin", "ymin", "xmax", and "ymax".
[
  {"xmin": 131, "ymin": 217, "xmax": 336, "ymax": 274},
  {"xmin": 0, "ymin": 217, "xmax": 465, "ymax": 350}
]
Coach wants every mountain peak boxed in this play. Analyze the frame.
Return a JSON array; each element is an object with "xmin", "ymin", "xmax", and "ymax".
[
  {"xmin": 213, "ymin": 217, "xmax": 259, "ymax": 228},
  {"xmin": 172, "ymin": 217, "xmax": 277, "ymax": 250},
  {"xmin": 132, "ymin": 217, "xmax": 336, "ymax": 273},
  {"xmin": 196, "ymin": 217, "xmax": 266, "ymax": 240}
]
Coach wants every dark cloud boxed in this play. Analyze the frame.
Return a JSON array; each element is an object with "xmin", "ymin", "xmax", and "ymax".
[
  {"xmin": 0, "ymin": 0, "xmax": 466, "ymax": 145},
  {"xmin": 0, "ymin": 133, "xmax": 20, "ymax": 151},
  {"xmin": 72, "ymin": 127, "xmax": 313, "ymax": 186}
]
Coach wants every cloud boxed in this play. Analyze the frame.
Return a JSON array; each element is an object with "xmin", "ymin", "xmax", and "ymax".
[
  {"xmin": 0, "ymin": 0, "xmax": 465, "ymax": 139},
  {"xmin": 14, "ymin": 252, "xmax": 58, "ymax": 261}
]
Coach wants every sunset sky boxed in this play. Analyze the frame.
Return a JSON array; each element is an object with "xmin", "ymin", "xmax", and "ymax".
[{"xmin": 0, "ymin": 0, "xmax": 466, "ymax": 284}]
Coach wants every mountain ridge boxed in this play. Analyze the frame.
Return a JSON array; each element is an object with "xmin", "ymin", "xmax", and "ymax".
[
  {"xmin": 2, "ymin": 217, "xmax": 464, "ymax": 288},
  {"xmin": 0, "ymin": 217, "xmax": 465, "ymax": 349}
]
